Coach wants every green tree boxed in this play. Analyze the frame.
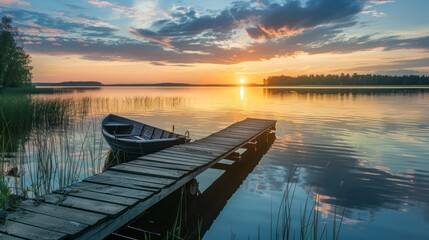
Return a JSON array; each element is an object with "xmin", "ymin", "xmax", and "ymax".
[{"xmin": 0, "ymin": 16, "xmax": 32, "ymax": 88}]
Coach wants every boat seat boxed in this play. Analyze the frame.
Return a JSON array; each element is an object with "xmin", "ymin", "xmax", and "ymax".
[
  {"xmin": 104, "ymin": 123, "xmax": 133, "ymax": 127},
  {"xmin": 105, "ymin": 122, "xmax": 134, "ymax": 134},
  {"xmin": 112, "ymin": 133, "xmax": 134, "ymax": 138}
]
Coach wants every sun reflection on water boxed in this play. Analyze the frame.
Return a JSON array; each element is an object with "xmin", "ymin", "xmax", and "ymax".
[{"xmin": 240, "ymin": 86, "xmax": 245, "ymax": 101}]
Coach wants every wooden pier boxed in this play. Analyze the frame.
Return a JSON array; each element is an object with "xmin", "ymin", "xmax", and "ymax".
[{"xmin": 0, "ymin": 118, "xmax": 276, "ymax": 240}]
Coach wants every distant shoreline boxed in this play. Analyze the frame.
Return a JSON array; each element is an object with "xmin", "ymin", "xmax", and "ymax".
[
  {"xmin": 33, "ymin": 81, "xmax": 429, "ymax": 88},
  {"xmin": 33, "ymin": 82, "xmax": 262, "ymax": 87}
]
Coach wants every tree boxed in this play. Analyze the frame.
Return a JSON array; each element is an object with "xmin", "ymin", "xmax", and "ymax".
[{"xmin": 0, "ymin": 16, "xmax": 32, "ymax": 88}]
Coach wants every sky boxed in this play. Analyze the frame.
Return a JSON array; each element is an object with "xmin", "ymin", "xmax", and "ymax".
[{"xmin": 0, "ymin": 0, "xmax": 428, "ymax": 84}]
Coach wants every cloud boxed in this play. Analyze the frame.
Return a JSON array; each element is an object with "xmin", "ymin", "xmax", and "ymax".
[
  {"xmin": 0, "ymin": 0, "xmax": 30, "ymax": 7},
  {"xmin": 129, "ymin": 27, "xmax": 173, "ymax": 48},
  {"xmin": 132, "ymin": 0, "xmax": 364, "ymax": 42},
  {"xmin": 249, "ymin": 0, "xmax": 363, "ymax": 39},
  {"xmin": 3, "ymin": 0, "xmax": 428, "ymax": 68},
  {"xmin": 64, "ymin": 3, "xmax": 86, "ymax": 10},
  {"xmin": 88, "ymin": 0, "xmax": 112, "ymax": 8},
  {"xmin": 348, "ymin": 58, "xmax": 429, "ymax": 72},
  {"xmin": 361, "ymin": 5, "xmax": 386, "ymax": 17},
  {"xmin": 1, "ymin": 8, "xmax": 118, "ymax": 38},
  {"xmin": 88, "ymin": 0, "xmax": 138, "ymax": 18},
  {"xmin": 366, "ymin": 0, "xmax": 395, "ymax": 5}
]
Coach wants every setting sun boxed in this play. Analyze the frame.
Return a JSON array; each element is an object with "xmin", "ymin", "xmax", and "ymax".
[{"xmin": 240, "ymin": 78, "xmax": 246, "ymax": 84}]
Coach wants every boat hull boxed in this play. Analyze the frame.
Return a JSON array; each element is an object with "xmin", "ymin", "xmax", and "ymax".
[{"xmin": 101, "ymin": 114, "xmax": 189, "ymax": 160}]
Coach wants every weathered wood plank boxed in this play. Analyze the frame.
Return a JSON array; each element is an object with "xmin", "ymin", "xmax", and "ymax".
[
  {"xmin": 172, "ymin": 147, "xmax": 228, "ymax": 158},
  {"xmin": 195, "ymin": 138, "xmax": 241, "ymax": 147},
  {"xmin": 83, "ymin": 174, "xmax": 163, "ymax": 191},
  {"xmin": 43, "ymin": 194, "xmax": 127, "ymax": 216},
  {"xmin": 138, "ymin": 154, "xmax": 204, "ymax": 166},
  {"xmin": 53, "ymin": 188, "xmax": 139, "ymax": 206},
  {"xmin": 198, "ymin": 136, "xmax": 243, "ymax": 144},
  {"xmin": 234, "ymin": 125, "xmax": 271, "ymax": 131},
  {"xmin": 213, "ymin": 129, "xmax": 257, "ymax": 137},
  {"xmin": 69, "ymin": 182, "xmax": 153, "ymax": 200},
  {"xmin": 212, "ymin": 130, "xmax": 257, "ymax": 137},
  {"xmin": 138, "ymin": 155, "xmax": 203, "ymax": 167},
  {"xmin": 101, "ymin": 170, "xmax": 174, "ymax": 186},
  {"xmin": 111, "ymin": 164, "xmax": 185, "ymax": 179},
  {"xmin": 0, "ymin": 233, "xmax": 24, "ymax": 240},
  {"xmin": 186, "ymin": 142, "xmax": 232, "ymax": 152},
  {"xmin": 0, "ymin": 221, "xmax": 67, "ymax": 240},
  {"xmin": 154, "ymin": 151, "xmax": 213, "ymax": 162},
  {"xmin": 189, "ymin": 141, "xmax": 241, "ymax": 152},
  {"xmin": 129, "ymin": 159, "xmax": 195, "ymax": 171},
  {"xmin": 230, "ymin": 124, "xmax": 272, "ymax": 131},
  {"xmin": 142, "ymin": 152, "xmax": 209, "ymax": 164},
  {"xmin": 165, "ymin": 146, "xmax": 219, "ymax": 158},
  {"xmin": 19, "ymin": 201, "xmax": 107, "ymax": 226},
  {"xmin": 8, "ymin": 209, "xmax": 88, "ymax": 235}
]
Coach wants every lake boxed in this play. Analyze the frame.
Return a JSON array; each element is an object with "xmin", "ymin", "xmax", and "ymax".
[{"xmin": 1, "ymin": 86, "xmax": 428, "ymax": 239}]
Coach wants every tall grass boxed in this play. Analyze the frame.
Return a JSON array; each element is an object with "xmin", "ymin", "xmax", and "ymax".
[
  {"xmin": 1, "ymin": 95, "xmax": 107, "ymax": 198},
  {"xmin": 22, "ymin": 120, "xmax": 107, "ymax": 197},
  {"xmin": 0, "ymin": 178, "xmax": 9, "ymax": 210},
  {"xmin": 274, "ymin": 164, "xmax": 345, "ymax": 240}
]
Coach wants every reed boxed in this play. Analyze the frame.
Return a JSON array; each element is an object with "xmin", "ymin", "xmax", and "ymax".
[
  {"xmin": 274, "ymin": 163, "xmax": 345, "ymax": 240},
  {"xmin": 0, "ymin": 178, "xmax": 9, "ymax": 210},
  {"xmin": 0, "ymin": 95, "xmax": 107, "ymax": 198},
  {"xmin": 21, "ymin": 119, "xmax": 107, "ymax": 197}
]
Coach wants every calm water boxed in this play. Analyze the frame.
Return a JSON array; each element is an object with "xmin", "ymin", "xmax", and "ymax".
[{"xmin": 2, "ymin": 87, "xmax": 429, "ymax": 239}]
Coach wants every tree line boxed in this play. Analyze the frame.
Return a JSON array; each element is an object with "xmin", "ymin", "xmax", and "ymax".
[
  {"xmin": 264, "ymin": 73, "xmax": 429, "ymax": 86},
  {"xmin": 0, "ymin": 16, "xmax": 32, "ymax": 88}
]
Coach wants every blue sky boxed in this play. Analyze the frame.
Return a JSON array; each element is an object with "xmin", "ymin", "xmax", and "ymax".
[{"xmin": 1, "ymin": 0, "xmax": 428, "ymax": 83}]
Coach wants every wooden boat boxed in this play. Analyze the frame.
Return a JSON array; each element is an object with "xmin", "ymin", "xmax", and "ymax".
[{"xmin": 102, "ymin": 114, "xmax": 190, "ymax": 158}]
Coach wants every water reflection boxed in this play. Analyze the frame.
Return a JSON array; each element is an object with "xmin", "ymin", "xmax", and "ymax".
[
  {"xmin": 240, "ymin": 86, "xmax": 245, "ymax": 101},
  {"xmin": 1, "ymin": 87, "xmax": 428, "ymax": 239},
  {"xmin": 264, "ymin": 87, "xmax": 429, "ymax": 96}
]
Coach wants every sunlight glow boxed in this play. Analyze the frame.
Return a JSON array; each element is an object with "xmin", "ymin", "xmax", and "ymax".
[{"xmin": 240, "ymin": 78, "xmax": 246, "ymax": 84}]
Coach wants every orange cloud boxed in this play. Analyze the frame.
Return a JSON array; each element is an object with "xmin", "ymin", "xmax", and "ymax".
[
  {"xmin": 0, "ymin": 0, "xmax": 30, "ymax": 7},
  {"xmin": 129, "ymin": 27, "xmax": 173, "ymax": 49}
]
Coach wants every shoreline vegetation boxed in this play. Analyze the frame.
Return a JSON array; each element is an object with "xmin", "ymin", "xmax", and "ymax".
[{"xmin": 264, "ymin": 73, "xmax": 429, "ymax": 86}]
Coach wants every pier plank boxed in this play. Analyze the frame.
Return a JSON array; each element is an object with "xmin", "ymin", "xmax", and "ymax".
[
  {"xmin": 53, "ymin": 188, "xmax": 139, "ymax": 206},
  {"xmin": 101, "ymin": 170, "xmax": 174, "ymax": 186},
  {"xmin": 43, "ymin": 194, "xmax": 127, "ymax": 216},
  {"xmin": 154, "ymin": 151, "xmax": 213, "ymax": 162},
  {"xmin": 0, "ymin": 221, "xmax": 67, "ymax": 240},
  {"xmin": 138, "ymin": 155, "xmax": 203, "ymax": 166},
  {"xmin": 8, "ymin": 209, "xmax": 88, "ymax": 235},
  {"xmin": 130, "ymin": 159, "xmax": 195, "ymax": 171},
  {"xmin": 0, "ymin": 233, "xmax": 23, "ymax": 240},
  {"xmin": 19, "ymin": 201, "xmax": 106, "ymax": 225},
  {"xmin": 83, "ymin": 174, "xmax": 163, "ymax": 191},
  {"xmin": 138, "ymin": 155, "xmax": 203, "ymax": 167},
  {"xmin": 111, "ymin": 164, "xmax": 186, "ymax": 179},
  {"xmin": 68, "ymin": 182, "xmax": 153, "ymax": 199}
]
